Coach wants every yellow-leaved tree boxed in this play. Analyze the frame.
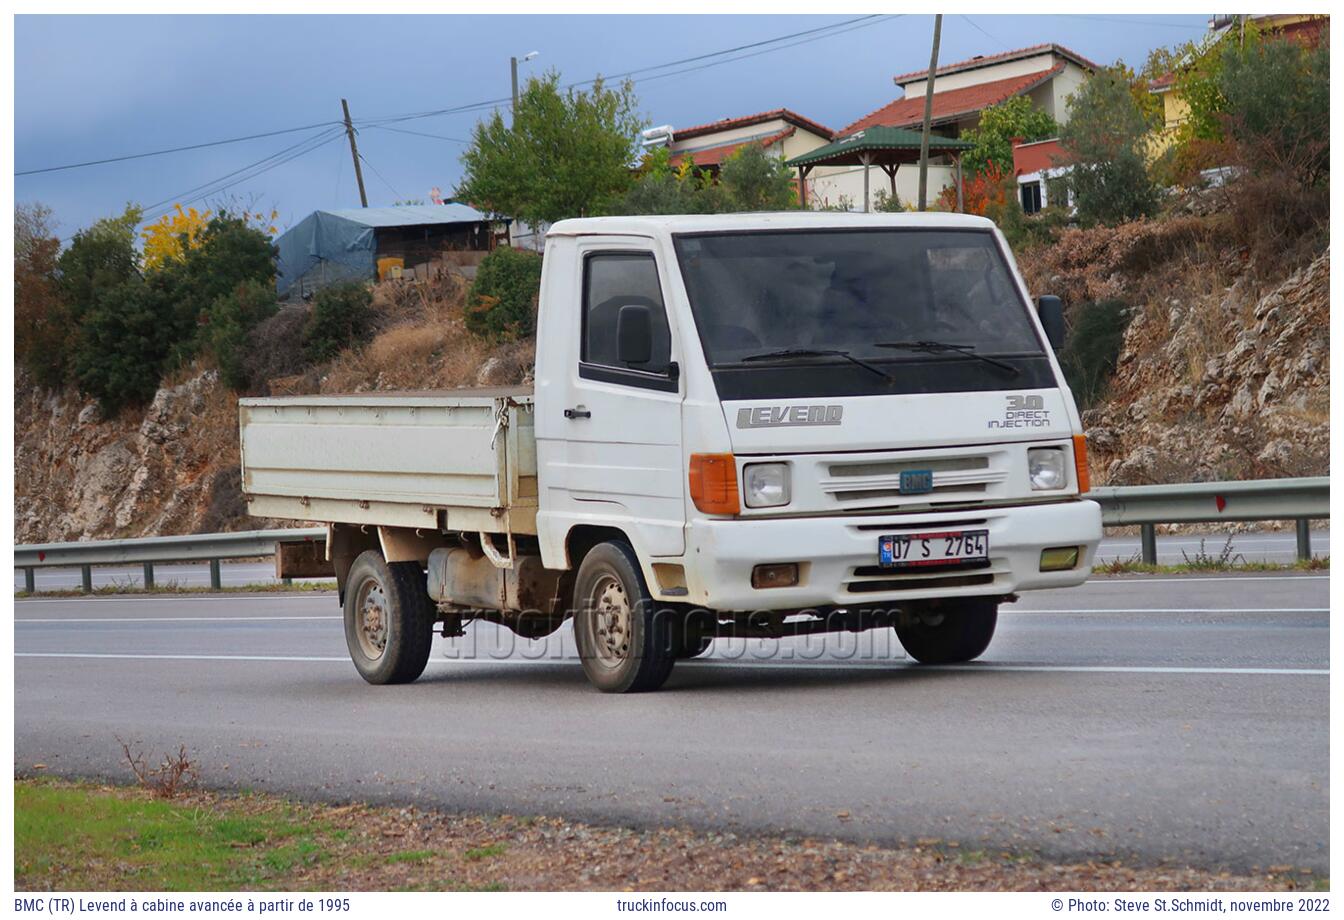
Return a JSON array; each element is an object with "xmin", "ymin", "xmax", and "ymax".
[{"xmin": 141, "ymin": 204, "xmax": 211, "ymax": 270}]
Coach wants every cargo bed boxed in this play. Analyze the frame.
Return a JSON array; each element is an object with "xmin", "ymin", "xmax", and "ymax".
[{"xmin": 239, "ymin": 387, "xmax": 537, "ymax": 534}]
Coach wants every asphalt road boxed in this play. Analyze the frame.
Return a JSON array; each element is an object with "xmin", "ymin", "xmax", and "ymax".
[
  {"xmin": 14, "ymin": 573, "xmax": 1328, "ymax": 873},
  {"xmin": 14, "ymin": 528, "xmax": 1331, "ymax": 592}
]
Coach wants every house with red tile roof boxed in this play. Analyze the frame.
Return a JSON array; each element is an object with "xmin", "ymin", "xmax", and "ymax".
[
  {"xmin": 665, "ymin": 109, "xmax": 835, "ymax": 175},
  {"xmin": 804, "ymin": 43, "xmax": 1095, "ymax": 212},
  {"xmin": 848, "ymin": 43, "xmax": 1096, "ymax": 138}
]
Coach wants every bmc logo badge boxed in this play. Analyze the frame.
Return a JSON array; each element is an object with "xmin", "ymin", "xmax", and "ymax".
[
  {"xmin": 737, "ymin": 405, "xmax": 843, "ymax": 428},
  {"xmin": 989, "ymin": 394, "xmax": 1051, "ymax": 429}
]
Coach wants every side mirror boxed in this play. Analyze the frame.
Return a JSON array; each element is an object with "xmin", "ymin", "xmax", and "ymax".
[
  {"xmin": 616, "ymin": 304, "xmax": 653, "ymax": 365},
  {"xmin": 1036, "ymin": 295, "xmax": 1066, "ymax": 351}
]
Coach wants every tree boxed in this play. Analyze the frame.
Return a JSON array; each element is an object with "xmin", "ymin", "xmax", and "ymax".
[
  {"xmin": 1219, "ymin": 35, "xmax": 1329, "ymax": 182},
  {"xmin": 204, "ymin": 279, "xmax": 279, "ymax": 390},
  {"xmin": 71, "ymin": 278, "xmax": 174, "ymax": 414},
  {"xmin": 959, "ymin": 96, "xmax": 1058, "ymax": 177},
  {"xmin": 1060, "ymin": 67, "xmax": 1162, "ymax": 225},
  {"xmin": 716, "ymin": 144, "xmax": 798, "ymax": 211},
  {"xmin": 622, "ymin": 143, "xmax": 798, "ymax": 215},
  {"xmin": 15, "ymin": 203, "xmax": 71, "ymax": 388},
  {"xmin": 303, "ymin": 282, "xmax": 375, "ymax": 363},
  {"xmin": 937, "ymin": 162, "xmax": 1010, "ymax": 216},
  {"xmin": 619, "ymin": 147, "xmax": 712, "ymax": 215},
  {"xmin": 464, "ymin": 247, "xmax": 545, "ymax": 342},
  {"xmin": 457, "ymin": 71, "xmax": 645, "ymax": 225},
  {"xmin": 148, "ymin": 212, "xmax": 278, "ymax": 368},
  {"xmin": 141, "ymin": 204, "xmax": 212, "ymax": 271},
  {"xmin": 57, "ymin": 204, "xmax": 143, "ymax": 322}
]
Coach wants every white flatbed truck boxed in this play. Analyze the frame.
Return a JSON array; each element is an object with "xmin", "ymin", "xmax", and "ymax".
[{"xmin": 241, "ymin": 212, "xmax": 1102, "ymax": 693}]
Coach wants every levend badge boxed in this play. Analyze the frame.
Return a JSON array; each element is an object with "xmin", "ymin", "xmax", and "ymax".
[{"xmin": 736, "ymin": 405, "xmax": 843, "ymax": 428}]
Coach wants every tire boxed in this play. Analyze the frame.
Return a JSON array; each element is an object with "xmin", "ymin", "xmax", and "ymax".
[
  {"xmin": 572, "ymin": 541, "xmax": 676, "ymax": 693},
  {"xmin": 343, "ymin": 550, "xmax": 434, "ymax": 685},
  {"xmin": 674, "ymin": 633, "xmax": 714, "ymax": 659},
  {"xmin": 894, "ymin": 597, "xmax": 998, "ymax": 664}
]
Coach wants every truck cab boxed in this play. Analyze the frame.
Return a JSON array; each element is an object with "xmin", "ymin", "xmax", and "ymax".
[{"xmin": 245, "ymin": 211, "xmax": 1101, "ymax": 693}]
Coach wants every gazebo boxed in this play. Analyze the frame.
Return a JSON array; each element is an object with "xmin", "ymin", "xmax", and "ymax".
[{"xmin": 785, "ymin": 126, "xmax": 974, "ymax": 212}]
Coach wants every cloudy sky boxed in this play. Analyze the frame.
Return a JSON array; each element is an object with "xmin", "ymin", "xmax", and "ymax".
[{"xmin": 15, "ymin": 14, "xmax": 1209, "ymax": 238}]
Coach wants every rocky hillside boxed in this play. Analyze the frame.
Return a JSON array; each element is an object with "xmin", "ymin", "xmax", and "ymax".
[
  {"xmin": 14, "ymin": 192, "xmax": 1329, "ymax": 542},
  {"xmin": 1016, "ymin": 200, "xmax": 1329, "ymax": 486}
]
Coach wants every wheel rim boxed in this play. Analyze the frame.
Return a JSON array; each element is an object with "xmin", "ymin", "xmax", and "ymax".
[
  {"xmin": 355, "ymin": 576, "xmax": 389, "ymax": 660},
  {"xmin": 589, "ymin": 574, "xmax": 632, "ymax": 668}
]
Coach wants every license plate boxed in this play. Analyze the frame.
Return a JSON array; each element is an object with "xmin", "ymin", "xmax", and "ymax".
[{"xmin": 879, "ymin": 529, "xmax": 989, "ymax": 568}]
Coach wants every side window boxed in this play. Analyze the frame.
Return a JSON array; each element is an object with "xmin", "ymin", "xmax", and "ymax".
[{"xmin": 582, "ymin": 253, "xmax": 672, "ymax": 376}]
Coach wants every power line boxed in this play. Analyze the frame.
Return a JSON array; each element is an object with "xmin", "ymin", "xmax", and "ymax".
[
  {"xmin": 137, "ymin": 127, "xmax": 347, "ymax": 225},
  {"xmin": 369, "ymin": 125, "xmax": 471, "ymax": 144},
  {"xmin": 959, "ymin": 15, "xmax": 1006, "ymax": 47},
  {"xmin": 358, "ymin": 152, "xmax": 403, "ymax": 201},
  {"xmin": 20, "ymin": 14, "xmax": 897, "ymax": 178},
  {"xmin": 17, "ymin": 120, "xmax": 343, "ymax": 177},
  {"xmin": 354, "ymin": 14, "xmax": 894, "ymax": 129}
]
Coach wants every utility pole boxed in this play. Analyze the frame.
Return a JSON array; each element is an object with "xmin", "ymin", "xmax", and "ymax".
[
  {"xmin": 511, "ymin": 56, "xmax": 520, "ymax": 112},
  {"xmin": 917, "ymin": 13, "xmax": 942, "ymax": 212},
  {"xmin": 341, "ymin": 98, "xmax": 368, "ymax": 208}
]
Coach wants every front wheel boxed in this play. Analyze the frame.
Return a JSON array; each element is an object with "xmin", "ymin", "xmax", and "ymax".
[
  {"xmin": 894, "ymin": 597, "xmax": 998, "ymax": 664},
  {"xmin": 572, "ymin": 541, "xmax": 676, "ymax": 693},
  {"xmin": 343, "ymin": 550, "xmax": 434, "ymax": 685}
]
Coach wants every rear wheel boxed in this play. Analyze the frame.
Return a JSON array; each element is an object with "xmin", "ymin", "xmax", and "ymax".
[
  {"xmin": 343, "ymin": 550, "xmax": 434, "ymax": 684},
  {"xmin": 894, "ymin": 597, "xmax": 998, "ymax": 664},
  {"xmin": 572, "ymin": 541, "xmax": 676, "ymax": 693}
]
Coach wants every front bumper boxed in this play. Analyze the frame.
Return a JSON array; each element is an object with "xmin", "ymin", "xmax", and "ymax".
[{"xmin": 683, "ymin": 499, "xmax": 1102, "ymax": 610}]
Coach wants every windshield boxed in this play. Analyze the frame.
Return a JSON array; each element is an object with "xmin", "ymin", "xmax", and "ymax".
[{"xmin": 673, "ymin": 229, "xmax": 1056, "ymax": 400}]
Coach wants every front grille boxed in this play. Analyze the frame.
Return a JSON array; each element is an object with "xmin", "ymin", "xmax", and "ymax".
[
  {"xmin": 845, "ymin": 573, "xmax": 997, "ymax": 594},
  {"xmin": 820, "ymin": 451, "xmax": 1006, "ymax": 511}
]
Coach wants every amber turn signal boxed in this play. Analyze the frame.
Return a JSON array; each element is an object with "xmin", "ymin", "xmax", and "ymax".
[
  {"xmin": 689, "ymin": 453, "xmax": 740, "ymax": 515},
  {"xmin": 1073, "ymin": 434, "xmax": 1090, "ymax": 494},
  {"xmin": 751, "ymin": 563, "xmax": 799, "ymax": 589}
]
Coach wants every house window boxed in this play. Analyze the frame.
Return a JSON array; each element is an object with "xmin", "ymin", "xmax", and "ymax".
[
  {"xmin": 1020, "ymin": 181, "xmax": 1042, "ymax": 214},
  {"xmin": 1045, "ymin": 176, "xmax": 1070, "ymax": 210}
]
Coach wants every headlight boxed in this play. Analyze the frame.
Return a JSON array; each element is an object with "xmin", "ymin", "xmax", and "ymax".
[
  {"xmin": 1028, "ymin": 448, "xmax": 1067, "ymax": 491},
  {"xmin": 742, "ymin": 462, "xmax": 791, "ymax": 508}
]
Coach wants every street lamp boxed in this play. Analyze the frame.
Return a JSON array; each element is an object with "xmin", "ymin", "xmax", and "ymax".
[{"xmin": 511, "ymin": 51, "xmax": 540, "ymax": 111}]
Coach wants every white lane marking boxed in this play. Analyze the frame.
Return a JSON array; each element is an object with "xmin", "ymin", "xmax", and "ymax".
[
  {"xmin": 14, "ymin": 593, "xmax": 333, "ymax": 604},
  {"xmin": 1085, "ymin": 575, "xmax": 1328, "ymax": 585},
  {"xmin": 1011, "ymin": 607, "xmax": 1328, "ymax": 614},
  {"xmin": 16, "ymin": 615, "xmax": 341, "ymax": 624},
  {"xmin": 13, "ymin": 652, "xmax": 1327, "ymax": 676}
]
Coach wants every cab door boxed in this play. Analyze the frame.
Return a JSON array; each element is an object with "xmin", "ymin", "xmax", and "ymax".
[{"xmin": 544, "ymin": 237, "xmax": 686, "ymax": 558}]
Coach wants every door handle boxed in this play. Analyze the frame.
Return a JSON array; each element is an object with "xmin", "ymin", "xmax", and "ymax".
[{"xmin": 564, "ymin": 407, "xmax": 592, "ymax": 419}]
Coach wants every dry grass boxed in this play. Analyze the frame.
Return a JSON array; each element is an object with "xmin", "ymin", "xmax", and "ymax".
[{"xmin": 15, "ymin": 778, "xmax": 1322, "ymax": 893}]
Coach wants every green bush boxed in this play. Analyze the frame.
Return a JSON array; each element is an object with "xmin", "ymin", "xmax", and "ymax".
[
  {"xmin": 72, "ymin": 280, "xmax": 175, "ymax": 414},
  {"xmin": 1058, "ymin": 299, "xmax": 1131, "ymax": 410},
  {"xmin": 204, "ymin": 279, "xmax": 279, "ymax": 390},
  {"xmin": 303, "ymin": 282, "xmax": 375, "ymax": 363},
  {"xmin": 465, "ymin": 247, "xmax": 544, "ymax": 342}
]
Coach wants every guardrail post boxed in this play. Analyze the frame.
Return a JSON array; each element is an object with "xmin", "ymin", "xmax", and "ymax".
[
  {"xmin": 80, "ymin": 565, "xmax": 93, "ymax": 594},
  {"xmin": 1296, "ymin": 518, "xmax": 1312, "ymax": 561},
  {"xmin": 1140, "ymin": 524, "xmax": 1157, "ymax": 566},
  {"xmin": 23, "ymin": 567, "xmax": 34, "ymax": 593},
  {"xmin": 209, "ymin": 559, "xmax": 222, "ymax": 590},
  {"xmin": 142, "ymin": 562, "xmax": 155, "ymax": 589}
]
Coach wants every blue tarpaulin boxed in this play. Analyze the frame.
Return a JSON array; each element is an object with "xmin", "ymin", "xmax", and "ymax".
[{"xmin": 274, "ymin": 204, "xmax": 490, "ymax": 297}]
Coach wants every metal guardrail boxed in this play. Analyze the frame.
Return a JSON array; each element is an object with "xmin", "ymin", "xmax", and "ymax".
[
  {"xmin": 12, "ymin": 477, "xmax": 1330, "ymax": 591},
  {"xmin": 1089, "ymin": 476, "xmax": 1328, "ymax": 564},
  {"xmin": 14, "ymin": 527, "xmax": 326, "ymax": 593}
]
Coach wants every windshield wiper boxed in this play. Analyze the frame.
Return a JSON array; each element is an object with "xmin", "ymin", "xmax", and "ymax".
[
  {"xmin": 875, "ymin": 340, "xmax": 1020, "ymax": 376},
  {"xmin": 739, "ymin": 348, "xmax": 894, "ymax": 383}
]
